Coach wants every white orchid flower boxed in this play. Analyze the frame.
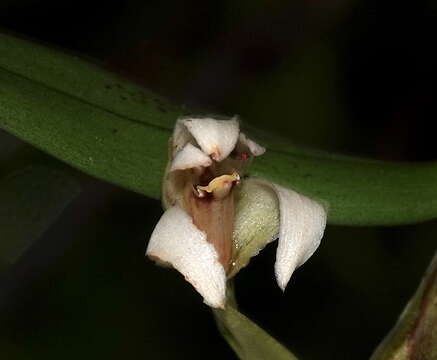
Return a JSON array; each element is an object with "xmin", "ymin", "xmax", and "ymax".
[{"xmin": 146, "ymin": 116, "xmax": 327, "ymax": 308}]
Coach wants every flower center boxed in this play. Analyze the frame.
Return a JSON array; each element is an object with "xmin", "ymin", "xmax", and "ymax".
[
  {"xmin": 196, "ymin": 172, "xmax": 240, "ymax": 200},
  {"xmin": 184, "ymin": 168, "xmax": 240, "ymax": 273}
]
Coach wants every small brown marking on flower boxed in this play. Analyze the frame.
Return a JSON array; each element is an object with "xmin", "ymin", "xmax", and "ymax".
[{"xmin": 210, "ymin": 146, "xmax": 221, "ymax": 161}]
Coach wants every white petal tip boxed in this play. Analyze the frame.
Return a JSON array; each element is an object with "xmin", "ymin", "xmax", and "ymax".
[
  {"xmin": 179, "ymin": 116, "xmax": 240, "ymax": 161},
  {"xmin": 275, "ymin": 263, "xmax": 296, "ymax": 292},
  {"xmin": 170, "ymin": 143, "xmax": 212, "ymax": 171},
  {"xmin": 239, "ymin": 133, "xmax": 266, "ymax": 156},
  {"xmin": 252, "ymin": 179, "xmax": 327, "ymax": 290},
  {"xmin": 277, "ymin": 279, "xmax": 287, "ymax": 293},
  {"xmin": 204, "ymin": 298, "xmax": 226, "ymax": 309},
  {"xmin": 146, "ymin": 206, "xmax": 226, "ymax": 309}
]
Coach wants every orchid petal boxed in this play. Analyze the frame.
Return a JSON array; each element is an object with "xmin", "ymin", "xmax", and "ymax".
[
  {"xmin": 239, "ymin": 132, "xmax": 266, "ymax": 156},
  {"xmin": 170, "ymin": 143, "xmax": 212, "ymax": 171},
  {"xmin": 172, "ymin": 120, "xmax": 193, "ymax": 154},
  {"xmin": 180, "ymin": 117, "xmax": 240, "ymax": 161},
  {"xmin": 230, "ymin": 179, "xmax": 280, "ymax": 277},
  {"xmin": 146, "ymin": 206, "xmax": 226, "ymax": 308},
  {"xmin": 254, "ymin": 180, "xmax": 327, "ymax": 291}
]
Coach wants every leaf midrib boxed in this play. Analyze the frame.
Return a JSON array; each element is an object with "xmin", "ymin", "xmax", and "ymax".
[{"xmin": 0, "ymin": 63, "xmax": 173, "ymax": 134}]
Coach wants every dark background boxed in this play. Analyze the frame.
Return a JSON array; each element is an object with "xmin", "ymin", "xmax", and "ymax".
[{"xmin": 0, "ymin": 1, "xmax": 437, "ymax": 359}]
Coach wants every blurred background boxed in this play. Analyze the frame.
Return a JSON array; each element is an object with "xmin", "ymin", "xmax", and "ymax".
[{"xmin": 0, "ymin": 1, "xmax": 437, "ymax": 359}]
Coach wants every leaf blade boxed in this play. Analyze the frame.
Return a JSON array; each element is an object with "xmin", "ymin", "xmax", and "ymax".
[
  {"xmin": 0, "ymin": 32, "xmax": 181, "ymax": 130},
  {"xmin": 0, "ymin": 67, "xmax": 168, "ymax": 198},
  {"xmin": 253, "ymin": 151, "xmax": 437, "ymax": 225},
  {"xmin": 2, "ymin": 32, "xmax": 437, "ymax": 226}
]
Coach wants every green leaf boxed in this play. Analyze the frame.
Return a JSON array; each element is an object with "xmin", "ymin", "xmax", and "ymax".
[
  {"xmin": 0, "ymin": 163, "xmax": 80, "ymax": 269},
  {"xmin": 370, "ymin": 250, "xmax": 437, "ymax": 360},
  {"xmin": 213, "ymin": 306, "xmax": 298, "ymax": 360},
  {"xmin": 252, "ymin": 150, "xmax": 437, "ymax": 226},
  {"xmin": 0, "ymin": 31, "xmax": 184, "ymax": 200},
  {"xmin": 1, "ymin": 32, "xmax": 437, "ymax": 225}
]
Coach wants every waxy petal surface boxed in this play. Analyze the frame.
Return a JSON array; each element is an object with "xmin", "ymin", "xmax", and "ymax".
[
  {"xmin": 172, "ymin": 120, "xmax": 193, "ymax": 153},
  {"xmin": 254, "ymin": 180, "xmax": 327, "ymax": 291},
  {"xmin": 180, "ymin": 117, "xmax": 240, "ymax": 161},
  {"xmin": 170, "ymin": 143, "xmax": 212, "ymax": 171},
  {"xmin": 146, "ymin": 206, "xmax": 226, "ymax": 308}
]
